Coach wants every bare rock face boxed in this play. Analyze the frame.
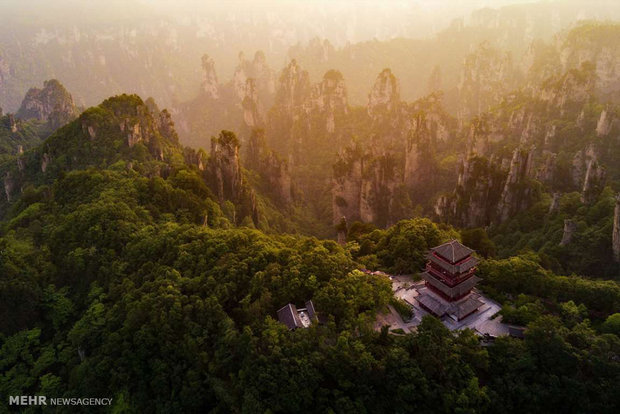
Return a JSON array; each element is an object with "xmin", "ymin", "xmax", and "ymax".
[
  {"xmin": 81, "ymin": 120, "xmax": 97, "ymax": 140},
  {"xmin": 540, "ymin": 63, "xmax": 595, "ymax": 114},
  {"xmin": 367, "ymin": 69, "xmax": 400, "ymax": 120},
  {"xmin": 613, "ymin": 194, "xmax": 620, "ymax": 263},
  {"xmin": 536, "ymin": 151, "xmax": 556, "ymax": 184},
  {"xmin": 201, "ymin": 54, "xmax": 219, "ymax": 99},
  {"xmin": 426, "ymin": 65, "xmax": 443, "ymax": 94},
  {"xmin": 543, "ymin": 124, "xmax": 557, "ymax": 147},
  {"xmin": 458, "ymin": 43, "xmax": 514, "ymax": 120},
  {"xmin": 7, "ymin": 114, "xmax": 17, "ymax": 133},
  {"xmin": 404, "ymin": 110, "xmax": 441, "ymax": 189},
  {"xmin": 436, "ymin": 147, "xmax": 537, "ymax": 228},
  {"xmin": 560, "ymin": 219, "xmax": 577, "ymax": 246},
  {"xmin": 581, "ymin": 158, "xmax": 606, "ymax": 204},
  {"xmin": 16, "ymin": 79, "xmax": 79, "ymax": 129},
  {"xmin": 497, "ymin": 147, "xmax": 535, "ymax": 223},
  {"xmin": 465, "ymin": 115, "xmax": 491, "ymax": 156},
  {"xmin": 519, "ymin": 112, "xmax": 541, "ymax": 145},
  {"xmin": 16, "ymin": 145, "xmax": 24, "ymax": 172},
  {"xmin": 247, "ymin": 129, "xmax": 293, "ymax": 206},
  {"xmin": 560, "ymin": 27, "xmax": 620, "ymax": 98},
  {"xmin": 124, "ymin": 122, "xmax": 143, "ymax": 148},
  {"xmin": 242, "ymin": 78, "xmax": 262, "ymax": 129},
  {"xmin": 596, "ymin": 108, "xmax": 614, "ymax": 137},
  {"xmin": 548, "ymin": 192, "xmax": 561, "ymax": 214},
  {"xmin": 209, "ymin": 131, "xmax": 243, "ymax": 202},
  {"xmin": 268, "ymin": 64, "xmax": 349, "ymax": 166},
  {"xmin": 332, "ymin": 144, "xmax": 397, "ymax": 226},
  {"xmin": 233, "ymin": 52, "xmax": 249, "ymax": 101},
  {"xmin": 571, "ymin": 146, "xmax": 597, "ymax": 188},
  {"xmin": 232, "ymin": 51, "xmax": 275, "ymax": 112},
  {"xmin": 184, "ymin": 147, "xmax": 207, "ymax": 172},
  {"xmin": 3, "ymin": 172, "xmax": 14, "ymax": 202},
  {"xmin": 435, "ymin": 156, "xmax": 505, "ymax": 228},
  {"xmin": 333, "ymin": 145, "xmax": 363, "ymax": 224},
  {"xmin": 41, "ymin": 153, "xmax": 51, "ymax": 173},
  {"xmin": 263, "ymin": 151, "xmax": 293, "ymax": 205},
  {"xmin": 265, "ymin": 60, "xmax": 312, "ymax": 160},
  {"xmin": 274, "ymin": 59, "xmax": 311, "ymax": 113},
  {"xmin": 309, "ymin": 70, "xmax": 348, "ymax": 134}
]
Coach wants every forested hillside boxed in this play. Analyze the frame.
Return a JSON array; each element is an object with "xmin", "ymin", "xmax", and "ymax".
[
  {"xmin": 1, "ymin": 90, "xmax": 619, "ymax": 412},
  {"xmin": 1, "ymin": 1, "xmax": 619, "ymax": 413}
]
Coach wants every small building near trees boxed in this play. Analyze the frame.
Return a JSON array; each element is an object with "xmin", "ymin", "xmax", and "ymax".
[{"xmin": 277, "ymin": 300, "xmax": 317, "ymax": 330}]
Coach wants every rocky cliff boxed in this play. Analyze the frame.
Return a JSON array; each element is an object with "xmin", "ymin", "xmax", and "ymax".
[
  {"xmin": 246, "ymin": 129, "xmax": 293, "ymax": 206},
  {"xmin": 207, "ymin": 130, "xmax": 259, "ymax": 225},
  {"xmin": 267, "ymin": 63, "xmax": 349, "ymax": 163},
  {"xmin": 560, "ymin": 23, "xmax": 620, "ymax": 100},
  {"xmin": 201, "ymin": 54, "xmax": 219, "ymax": 100},
  {"xmin": 232, "ymin": 51, "xmax": 275, "ymax": 114},
  {"xmin": 174, "ymin": 50, "xmax": 277, "ymax": 149},
  {"xmin": 332, "ymin": 143, "xmax": 401, "ymax": 227},
  {"xmin": 404, "ymin": 94, "xmax": 452, "ymax": 194},
  {"xmin": 2, "ymin": 94, "xmax": 181, "ymax": 202},
  {"xmin": 435, "ymin": 126, "xmax": 541, "ymax": 229},
  {"xmin": 540, "ymin": 62, "xmax": 596, "ymax": 115},
  {"xmin": 242, "ymin": 78, "xmax": 263, "ymax": 131},
  {"xmin": 435, "ymin": 154, "xmax": 508, "ymax": 228},
  {"xmin": 331, "ymin": 71, "xmax": 458, "ymax": 227},
  {"xmin": 560, "ymin": 219, "xmax": 578, "ymax": 246},
  {"xmin": 209, "ymin": 131, "xmax": 243, "ymax": 202},
  {"xmin": 308, "ymin": 70, "xmax": 349, "ymax": 134},
  {"xmin": 16, "ymin": 79, "xmax": 79, "ymax": 129},
  {"xmin": 458, "ymin": 43, "xmax": 516, "ymax": 121},
  {"xmin": 367, "ymin": 69, "xmax": 400, "ymax": 121}
]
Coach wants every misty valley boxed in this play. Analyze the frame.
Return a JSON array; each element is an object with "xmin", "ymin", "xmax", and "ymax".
[{"xmin": 1, "ymin": 1, "xmax": 619, "ymax": 413}]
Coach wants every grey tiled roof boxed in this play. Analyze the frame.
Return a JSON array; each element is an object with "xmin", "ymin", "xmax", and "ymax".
[
  {"xmin": 452, "ymin": 295, "xmax": 484, "ymax": 319},
  {"xmin": 417, "ymin": 290, "xmax": 483, "ymax": 320},
  {"xmin": 417, "ymin": 292, "xmax": 449, "ymax": 316},
  {"xmin": 431, "ymin": 240, "xmax": 475, "ymax": 264},
  {"xmin": 305, "ymin": 300, "xmax": 316, "ymax": 319},
  {"xmin": 277, "ymin": 303, "xmax": 302, "ymax": 330}
]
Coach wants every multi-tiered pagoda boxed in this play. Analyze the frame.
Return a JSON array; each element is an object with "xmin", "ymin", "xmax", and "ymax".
[{"xmin": 416, "ymin": 240, "xmax": 483, "ymax": 321}]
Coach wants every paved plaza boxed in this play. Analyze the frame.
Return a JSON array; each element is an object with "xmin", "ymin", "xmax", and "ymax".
[{"xmin": 375, "ymin": 274, "xmax": 511, "ymax": 337}]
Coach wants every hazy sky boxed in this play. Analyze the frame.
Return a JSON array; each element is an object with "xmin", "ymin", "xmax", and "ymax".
[{"xmin": 0, "ymin": 0, "xmax": 545, "ymax": 42}]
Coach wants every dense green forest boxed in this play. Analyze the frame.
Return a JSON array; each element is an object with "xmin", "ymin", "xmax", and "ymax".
[
  {"xmin": 0, "ymin": 92, "xmax": 618, "ymax": 413},
  {"xmin": 1, "ymin": 2, "xmax": 620, "ymax": 412}
]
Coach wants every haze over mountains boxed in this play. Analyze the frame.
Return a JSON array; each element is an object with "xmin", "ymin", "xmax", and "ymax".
[
  {"xmin": 1, "ymin": 1, "xmax": 620, "ymax": 412},
  {"xmin": 2, "ymin": 0, "xmax": 620, "ymax": 275},
  {"xmin": 1, "ymin": 0, "xmax": 619, "ymax": 114}
]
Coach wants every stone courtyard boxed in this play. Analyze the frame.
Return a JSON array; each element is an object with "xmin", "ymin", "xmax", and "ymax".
[{"xmin": 375, "ymin": 274, "xmax": 511, "ymax": 337}]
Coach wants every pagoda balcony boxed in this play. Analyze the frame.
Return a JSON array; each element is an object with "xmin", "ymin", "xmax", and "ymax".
[
  {"xmin": 422, "ymin": 270, "xmax": 481, "ymax": 301},
  {"xmin": 427, "ymin": 252, "xmax": 479, "ymax": 275},
  {"xmin": 425, "ymin": 263, "xmax": 477, "ymax": 286}
]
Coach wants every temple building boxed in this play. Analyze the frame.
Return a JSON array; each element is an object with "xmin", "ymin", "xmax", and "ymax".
[
  {"xmin": 416, "ymin": 240, "xmax": 484, "ymax": 321},
  {"xmin": 277, "ymin": 300, "xmax": 317, "ymax": 330}
]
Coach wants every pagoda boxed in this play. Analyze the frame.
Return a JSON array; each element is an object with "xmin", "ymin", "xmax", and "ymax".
[{"xmin": 416, "ymin": 240, "xmax": 484, "ymax": 321}]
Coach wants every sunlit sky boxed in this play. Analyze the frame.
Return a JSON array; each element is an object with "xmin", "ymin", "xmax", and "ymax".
[{"xmin": 0, "ymin": 0, "xmax": 554, "ymax": 43}]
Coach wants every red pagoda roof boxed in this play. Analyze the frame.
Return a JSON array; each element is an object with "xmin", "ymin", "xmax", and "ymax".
[{"xmin": 430, "ymin": 240, "xmax": 474, "ymax": 264}]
